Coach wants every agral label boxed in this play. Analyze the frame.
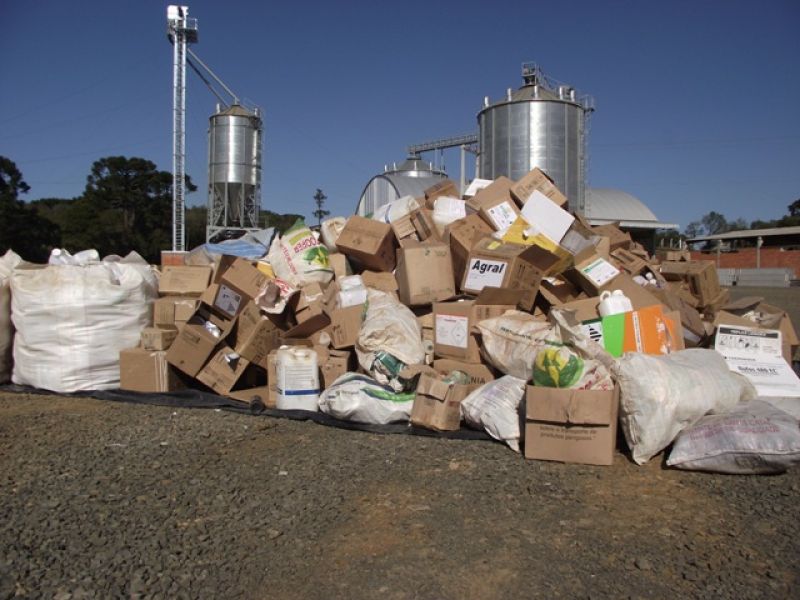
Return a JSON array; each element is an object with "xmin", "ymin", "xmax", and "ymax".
[
  {"xmin": 486, "ymin": 201, "xmax": 518, "ymax": 231},
  {"xmin": 464, "ymin": 258, "xmax": 507, "ymax": 291}
]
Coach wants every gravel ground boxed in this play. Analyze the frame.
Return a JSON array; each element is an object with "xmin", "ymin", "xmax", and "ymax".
[{"xmin": 1, "ymin": 392, "xmax": 798, "ymax": 599}]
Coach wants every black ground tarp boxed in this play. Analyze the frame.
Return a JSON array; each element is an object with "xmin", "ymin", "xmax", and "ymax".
[{"xmin": 0, "ymin": 383, "xmax": 493, "ymax": 441}]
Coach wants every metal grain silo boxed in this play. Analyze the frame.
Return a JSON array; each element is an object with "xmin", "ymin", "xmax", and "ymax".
[
  {"xmin": 207, "ymin": 103, "xmax": 262, "ymax": 241},
  {"xmin": 356, "ymin": 156, "xmax": 447, "ymax": 216},
  {"xmin": 478, "ymin": 64, "xmax": 593, "ymax": 212}
]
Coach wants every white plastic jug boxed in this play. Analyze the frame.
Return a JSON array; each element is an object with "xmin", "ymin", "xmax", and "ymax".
[
  {"xmin": 598, "ymin": 290, "xmax": 633, "ymax": 317},
  {"xmin": 276, "ymin": 346, "xmax": 320, "ymax": 411}
]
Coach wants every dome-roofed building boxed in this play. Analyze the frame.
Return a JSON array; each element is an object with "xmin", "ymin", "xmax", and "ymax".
[
  {"xmin": 356, "ymin": 157, "xmax": 447, "ymax": 217},
  {"xmin": 585, "ymin": 188, "xmax": 677, "ymax": 249}
]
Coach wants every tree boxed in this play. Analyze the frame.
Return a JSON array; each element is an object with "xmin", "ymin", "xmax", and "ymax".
[
  {"xmin": 701, "ymin": 211, "xmax": 728, "ymax": 235},
  {"xmin": 262, "ymin": 209, "xmax": 305, "ymax": 233},
  {"xmin": 0, "ymin": 156, "xmax": 61, "ymax": 261},
  {"xmin": 312, "ymin": 188, "xmax": 330, "ymax": 227},
  {"xmin": 60, "ymin": 156, "xmax": 196, "ymax": 262},
  {"xmin": 789, "ymin": 198, "xmax": 800, "ymax": 217}
]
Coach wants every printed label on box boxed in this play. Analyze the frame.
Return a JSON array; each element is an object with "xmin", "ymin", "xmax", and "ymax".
[
  {"xmin": 486, "ymin": 201, "xmax": 518, "ymax": 231},
  {"xmin": 214, "ymin": 283, "xmax": 243, "ymax": 316},
  {"xmin": 464, "ymin": 258, "xmax": 507, "ymax": 291},
  {"xmin": 435, "ymin": 314, "xmax": 470, "ymax": 348},
  {"xmin": 581, "ymin": 258, "xmax": 620, "ymax": 287}
]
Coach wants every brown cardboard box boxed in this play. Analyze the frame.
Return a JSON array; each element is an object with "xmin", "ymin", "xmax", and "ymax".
[
  {"xmin": 196, "ymin": 345, "xmax": 251, "ymax": 395},
  {"xmin": 423, "ymin": 179, "xmax": 459, "ymax": 208},
  {"xmin": 266, "ymin": 349, "xmax": 280, "ymax": 407},
  {"xmin": 466, "ymin": 176, "xmax": 520, "ymax": 231},
  {"xmin": 361, "ymin": 270, "xmax": 399, "ymax": 294},
  {"xmin": 591, "ymin": 224, "xmax": 632, "ymax": 251},
  {"xmin": 411, "ymin": 209, "xmax": 439, "ymax": 242},
  {"xmin": 158, "ymin": 265, "xmax": 213, "ymax": 296},
  {"xmin": 335, "ymin": 216, "xmax": 398, "ymax": 272},
  {"xmin": 120, "ymin": 347, "xmax": 185, "ymax": 393},
  {"xmin": 446, "ymin": 214, "xmax": 493, "ymax": 286},
  {"xmin": 524, "ymin": 385, "xmax": 619, "ymax": 466},
  {"xmin": 153, "ymin": 296, "xmax": 199, "ymax": 330},
  {"xmin": 140, "ymin": 327, "xmax": 177, "ymax": 351},
  {"xmin": 656, "ymin": 248, "xmax": 691, "ymax": 262},
  {"xmin": 320, "ymin": 349, "xmax": 353, "ymax": 389},
  {"xmin": 228, "ymin": 386, "xmax": 272, "ymax": 408},
  {"xmin": 395, "ymin": 241, "xmax": 456, "ymax": 306},
  {"xmin": 462, "ymin": 238, "xmax": 560, "ymax": 311},
  {"xmin": 510, "ymin": 167, "xmax": 567, "ymax": 208},
  {"xmin": 166, "ymin": 304, "xmax": 234, "ymax": 377},
  {"xmin": 537, "ymin": 276, "xmax": 585, "ymax": 307},
  {"xmin": 433, "ymin": 288, "xmax": 521, "ymax": 362},
  {"xmin": 717, "ymin": 297, "xmax": 799, "ymax": 362},
  {"xmin": 230, "ymin": 301, "xmax": 283, "ymax": 369},
  {"xmin": 610, "ymin": 248, "xmax": 648, "ymax": 276},
  {"xmin": 410, "ymin": 373, "xmax": 478, "ymax": 431},
  {"xmin": 284, "ymin": 284, "xmax": 332, "ymax": 338},
  {"xmin": 569, "ymin": 247, "xmax": 624, "ymax": 295},
  {"xmin": 391, "ymin": 213, "xmax": 420, "ymax": 247},
  {"xmin": 328, "ymin": 253, "xmax": 349, "ymax": 280},
  {"xmin": 660, "ymin": 261, "xmax": 721, "ymax": 307},
  {"xmin": 213, "ymin": 258, "xmax": 270, "ymax": 318},
  {"xmin": 327, "ymin": 304, "xmax": 364, "ymax": 349},
  {"xmin": 432, "ymin": 359, "xmax": 496, "ymax": 385}
]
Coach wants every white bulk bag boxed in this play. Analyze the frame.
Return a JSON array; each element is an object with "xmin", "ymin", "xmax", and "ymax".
[
  {"xmin": 11, "ymin": 257, "xmax": 157, "ymax": 392},
  {"xmin": 0, "ymin": 250, "xmax": 22, "ymax": 383}
]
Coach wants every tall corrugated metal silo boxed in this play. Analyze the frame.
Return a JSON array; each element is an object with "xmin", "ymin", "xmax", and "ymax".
[
  {"xmin": 356, "ymin": 156, "xmax": 447, "ymax": 216},
  {"xmin": 478, "ymin": 64, "xmax": 593, "ymax": 212},
  {"xmin": 207, "ymin": 103, "xmax": 262, "ymax": 241}
]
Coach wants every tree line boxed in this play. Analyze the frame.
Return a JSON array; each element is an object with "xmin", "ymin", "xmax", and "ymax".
[{"xmin": 0, "ymin": 155, "xmax": 303, "ymax": 263}]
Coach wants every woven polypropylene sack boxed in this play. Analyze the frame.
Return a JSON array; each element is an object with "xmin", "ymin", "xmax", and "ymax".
[
  {"xmin": 0, "ymin": 250, "xmax": 22, "ymax": 383},
  {"xmin": 11, "ymin": 260, "xmax": 157, "ymax": 392}
]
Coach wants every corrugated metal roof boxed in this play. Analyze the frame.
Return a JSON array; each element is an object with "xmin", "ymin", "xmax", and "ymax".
[
  {"xmin": 378, "ymin": 173, "xmax": 443, "ymax": 198},
  {"xmin": 687, "ymin": 226, "xmax": 800, "ymax": 242}
]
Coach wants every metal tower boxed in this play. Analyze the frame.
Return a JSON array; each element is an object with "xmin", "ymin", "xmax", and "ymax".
[{"xmin": 167, "ymin": 6, "xmax": 198, "ymax": 252}]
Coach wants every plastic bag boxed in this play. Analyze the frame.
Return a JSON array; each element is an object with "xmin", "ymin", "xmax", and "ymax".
[
  {"xmin": 266, "ymin": 220, "xmax": 334, "ymax": 287},
  {"xmin": 320, "ymin": 217, "xmax": 347, "ymax": 251},
  {"xmin": 0, "ymin": 250, "xmax": 22, "ymax": 383},
  {"xmin": 318, "ymin": 373, "xmax": 416, "ymax": 424},
  {"xmin": 615, "ymin": 349, "xmax": 758, "ymax": 464},
  {"xmin": 461, "ymin": 375, "xmax": 527, "ymax": 452},
  {"xmin": 11, "ymin": 255, "xmax": 158, "ymax": 392},
  {"xmin": 355, "ymin": 289, "xmax": 425, "ymax": 391},
  {"xmin": 476, "ymin": 310, "xmax": 558, "ymax": 380},
  {"xmin": 667, "ymin": 400, "xmax": 800, "ymax": 474},
  {"xmin": 372, "ymin": 195, "xmax": 420, "ymax": 224},
  {"xmin": 432, "ymin": 197, "xmax": 466, "ymax": 236}
]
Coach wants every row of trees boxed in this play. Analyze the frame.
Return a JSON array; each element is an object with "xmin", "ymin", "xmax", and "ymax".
[
  {"xmin": 684, "ymin": 200, "xmax": 800, "ymax": 239},
  {"xmin": 0, "ymin": 155, "xmax": 304, "ymax": 263}
]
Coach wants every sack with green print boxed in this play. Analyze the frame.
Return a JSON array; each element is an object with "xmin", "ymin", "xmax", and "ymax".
[
  {"xmin": 318, "ymin": 373, "xmax": 416, "ymax": 424},
  {"xmin": 267, "ymin": 219, "xmax": 334, "ymax": 287}
]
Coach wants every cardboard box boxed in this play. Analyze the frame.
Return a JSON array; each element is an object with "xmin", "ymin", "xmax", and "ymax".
[
  {"xmin": 120, "ymin": 347, "xmax": 184, "ymax": 393},
  {"xmin": 228, "ymin": 386, "xmax": 272, "ymax": 408},
  {"xmin": 361, "ymin": 270, "xmax": 399, "ymax": 294},
  {"xmin": 328, "ymin": 253, "xmax": 349, "ymax": 281},
  {"xmin": 196, "ymin": 345, "xmax": 252, "ymax": 395},
  {"xmin": 395, "ymin": 241, "xmax": 456, "ymax": 306},
  {"xmin": 411, "ymin": 209, "xmax": 439, "ymax": 242},
  {"xmin": 584, "ymin": 304, "xmax": 682, "ymax": 357},
  {"xmin": 510, "ymin": 167, "xmax": 567, "ymax": 208},
  {"xmin": 214, "ymin": 258, "xmax": 271, "ymax": 317},
  {"xmin": 230, "ymin": 301, "xmax": 283, "ymax": 369},
  {"xmin": 461, "ymin": 238, "xmax": 560, "ymax": 311},
  {"xmin": 649, "ymin": 285, "xmax": 707, "ymax": 346},
  {"xmin": 166, "ymin": 305, "xmax": 234, "ymax": 377},
  {"xmin": 716, "ymin": 297, "xmax": 799, "ymax": 362},
  {"xmin": 153, "ymin": 296, "xmax": 199, "ymax": 329},
  {"xmin": 656, "ymin": 248, "xmax": 691, "ymax": 262},
  {"xmin": 320, "ymin": 349, "xmax": 353, "ymax": 389},
  {"xmin": 432, "ymin": 359, "xmax": 496, "ymax": 385},
  {"xmin": 140, "ymin": 327, "xmax": 177, "ymax": 351},
  {"xmin": 433, "ymin": 288, "xmax": 521, "ymax": 362},
  {"xmin": 335, "ymin": 216, "xmax": 398, "ymax": 272},
  {"xmin": 591, "ymin": 224, "xmax": 632, "ymax": 252},
  {"xmin": 266, "ymin": 349, "xmax": 280, "ymax": 408},
  {"xmin": 659, "ymin": 261, "xmax": 721, "ymax": 307},
  {"xmin": 524, "ymin": 384, "xmax": 619, "ymax": 466},
  {"xmin": 410, "ymin": 373, "xmax": 478, "ymax": 431},
  {"xmin": 158, "ymin": 265, "xmax": 212, "ymax": 296},
  {"xmin": 327, "ymin": 304, "xmax": 364, "ymax": 349},
  {"xmin": 610, "ymin": 248, "xmax": 648, "ymax": 276},
  {"xmin": 466, "ymin": 176, "xmax": 520, "ymax": 231},
  {"xmin": 423, "ymin": 179, "xmax": 459, "ymax": 208},
  {"xmin": 569, "ymin": 248, "xmax": 623, "ymax": 295},
  {"xmin": 285, "ymin": 284, "xmax": 332, "ymax": 338},
  {"xmin": 537, "ymin": 276, "xmax": 585, "ymax": 308},
  {"xmin": 391, "ymin": 213, "xmax": 420, "ymax": 247},
  {"xmin": 446, "ymin": 214, "xmax": 493, "ymax": 287}
]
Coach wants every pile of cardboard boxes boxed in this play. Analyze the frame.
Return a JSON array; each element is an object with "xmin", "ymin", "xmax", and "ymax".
[{"xmin": 118, "ymin": 167, "xmax": 799, "ymax": 466}]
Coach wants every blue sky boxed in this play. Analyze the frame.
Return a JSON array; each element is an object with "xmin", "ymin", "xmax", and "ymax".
[{"xmin": 1, "ymin": 0, "xmax": 798, "ymax": 231}]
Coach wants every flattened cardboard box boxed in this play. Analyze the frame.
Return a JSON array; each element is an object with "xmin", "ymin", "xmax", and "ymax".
[
  {"xmin": 411, "ymin": 373, "xmax": 478, "ymax": 431},
  {"xmin": 524, "ymin": 385, "xmax": 619, "ymax": 466},
  {"xmin": 158, "ymin": 265, "xmax": 213, "ymax": 296},
  {"xmin": 335, "ymin": 216, "xmax": 397, "ymax": 272},
  {"xmin": 140, "ymin": 327, "xmax": 177, "ymax": 351},
  {"xmin": 166, "ymin": 304, "xmax": 234, "ymax": 377},
  {"xmin": 510, "ymin": 167, "xmax": 567, "ymax": 208},
  {"xmin": 433, "ymin": 287, "xmax": 521, "ymax": 363},
  {"xmin": 196, "ymin": 345, "xmax": 251, "ymax": 395},
  {"xmin": 466, "ymin": 176, "xmax": 520, "ymax": 231},
  {"xmin": 461, "ymin": 238, "xmax": 560, "ymax": 311},
  {"xmin": 432, "ymin": 359, "xmax": 496, "ymax": 385},
  {"xmin": 446, "ymin": 214, "xmax": 493, "ymax": 286},
  {"xmin": 120, "ymin": 348, "xmax": 185, "ymax": 393},
  {"xmin": 396, "ymin": 241, "xmax": 456, "ymax": 306}
]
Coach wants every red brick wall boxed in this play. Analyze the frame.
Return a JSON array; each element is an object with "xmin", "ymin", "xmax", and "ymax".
[{"xmin": 689, "ymin": 248, "xmax": 800, "ymax": 274}]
